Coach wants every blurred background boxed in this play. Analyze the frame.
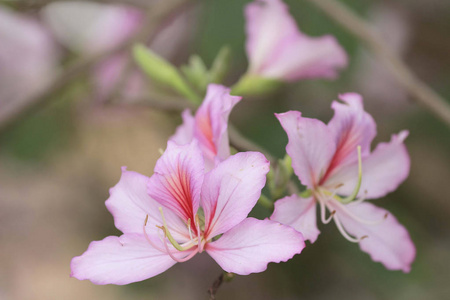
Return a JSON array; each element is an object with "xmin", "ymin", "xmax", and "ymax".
[{"xmin": 1, "ymin": 0, "xmax": 449, "ymax": 299}]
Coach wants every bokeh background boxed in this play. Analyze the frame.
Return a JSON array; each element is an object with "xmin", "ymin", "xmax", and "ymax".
[{"xmin": 1, "ymin": 0, "xmax": 449, "ymax": 299}]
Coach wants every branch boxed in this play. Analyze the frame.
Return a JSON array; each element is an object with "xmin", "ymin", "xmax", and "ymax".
[
  {"xmin": 0, "ymin": 0, "xmax": 192, "ymax": 133},
  {"xmin": 305, "ymin": 0, "xmax": 450, "ymax": 127}
]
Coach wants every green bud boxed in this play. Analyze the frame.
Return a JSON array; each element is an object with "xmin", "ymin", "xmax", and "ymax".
[
  {"xmin": 231, "ymin": 74, "xmax": 282, "ymax": 96},
  {"xmin": 132, "ymin": 44, "xmax": 201, "ymax": 104},
  {"xmin": 209, "ymin": 46, "xmax": 231, "ymax": 84}
]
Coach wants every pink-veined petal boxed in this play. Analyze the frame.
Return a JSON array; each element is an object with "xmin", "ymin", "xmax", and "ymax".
[
  {"xmin": 276, "ymin": 111, "xmax": 336, "ymax": 188},
  {"xmin": 194, "ymin": 84, "xmax": 241, "ymax": 170},
  {"xmin": 147, "ymin": 141, "xmax": 204, "ymax": 224},
  {"xmin": 321, "ymin": 93, "xmax": 376, "ymax": 182},
  {"xmin": 202, "ymin": 152, "xmax": 270, "ymax": 239},
  {"xmin": 105, "ymin": 167, "xmax": 190, "ymax": 242},
  {"xmin": 206, "ymin": 218, "xmax": 305, "ymax": 275},
  {"xmin": 170, "ymin": 109, "xmax": 195, "ymax": 146},
  {"xmin": 244, "ymin": 0, "xmax": 347, "ymax": 80},
  {"xmin": 70, "ymin": 234, "xmax": 191, "ymax": 285},
  {"xmin": 325, "ymin": 131, "xmax": 410, "ymax": 199},
  {"xmin": 271, "ymin": 195, "xmax": 320, "ymax": 243},
  {"xmin": 329, "ymin": 201, "xmax": 415, "ymax": 272}
]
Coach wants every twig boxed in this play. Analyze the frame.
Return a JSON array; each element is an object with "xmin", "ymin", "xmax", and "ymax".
[
  {"xmin": 207, "ymin": 273, "xmax": 224, "ymax": 300},
  {"xmin": 305, "ymin": 0, "xmax": 450, "ymax": 127},
  {"xmin": 0, "ymin": 0, "xmax": 192, "ymax": 133}
]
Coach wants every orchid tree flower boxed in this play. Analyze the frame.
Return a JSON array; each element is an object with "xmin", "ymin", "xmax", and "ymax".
[
  {"xmin": 233, "ymin": 0, "xmax": 347, "ymax": 95},
  {"xmin": 271, "ymin": 93, "xmax": 415, "ymax": 272},
  {"xmin": 0, "ymin": 6, "xmax": 58, "ymax": 116},
  {"xmin": 71, "ymin": 141, "xmax": 305, "ymax": 285},
  {"xmin": 171, "ymin": 84, "xmax": 241, "ymax": 171}
]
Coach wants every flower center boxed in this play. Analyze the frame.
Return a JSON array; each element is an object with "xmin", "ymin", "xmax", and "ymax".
[
  {"xmin": 306, "ymin": 146, "xmax": 387, "ymax": 243},
  {"xmin": 142, "ymin": 207, "xmax": 206, "ymax": 263}
]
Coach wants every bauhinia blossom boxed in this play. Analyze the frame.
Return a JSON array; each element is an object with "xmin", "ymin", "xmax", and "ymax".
[
  {"xmin": 71, "ymin": 141, "xmax": 304, "ymax": 285},
  {"xmin": 0, "ymin": 6, "xmax": 58, "ymax": 114},
  {"xmin": 244, "ymin": 0, "xmax": 347, "ymax": 81},
  {"xmin": 271, "ymin": 93, "xmax": 415, "ymax": 272},
  {"xmin": 171, "ymin": 84, "xmax": 241, "ymax": 170}
]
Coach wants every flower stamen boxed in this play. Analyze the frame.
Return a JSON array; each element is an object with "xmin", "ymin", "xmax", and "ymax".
[
  {"xmin": 341, "ymin": 145, "xmax": 362, "ymax": 204},
  {"xmin": 332, "ymin": 214, "xmax": 361, "ymax": 243},
  {"xmin": 158, "ymin": 207, "xmax": 191, "ymax": 252}
]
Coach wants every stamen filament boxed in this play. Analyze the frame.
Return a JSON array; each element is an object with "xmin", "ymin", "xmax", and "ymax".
[
  {"xmin": 332, "ymin": 214, "xmax": 361, "ymax": 243},
  {"xmin": 143, "ymin": 215, "xmax": 170, "ymax": 253},
  {"xmin": 332, "ymin": 200, "xmax": 388, "ymax": 226},
  {"xmin": 341, "ymin": 146, "xmax": 362, "ymax": 204},
  {"xmin": 187, "ymin": 218, "xmax": 194, "ymax": 242},
  {"xmin": 319, "ymin": 196, "xmax": 335, "ymax": 224},
  {"xmin": 161, "ymin": 237, "xmax": 198, "ymax": 263},
  {"xmin": 158, "ymin": 207, "xmax": 191, "ymax": 251},
  {"xmin": 195, "ymin": 214, "xmax": 204, "ymax": 253}
]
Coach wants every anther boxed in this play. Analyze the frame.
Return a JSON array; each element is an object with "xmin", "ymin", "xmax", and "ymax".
[{"xmin": 360, "ymin": 235, "xmax": 369, "ymax": 240}]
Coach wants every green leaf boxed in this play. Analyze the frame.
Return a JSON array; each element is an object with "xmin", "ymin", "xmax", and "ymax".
[
  {"xmin": 180, "ymin": 55, "xmax": 209, "ymax": 93},
  {"xmin": 132, "ymin": 44, "xmax": 201, "ymax": 104}
]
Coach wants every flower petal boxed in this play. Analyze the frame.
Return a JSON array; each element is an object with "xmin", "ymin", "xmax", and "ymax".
[
  {"xmin": 206, "ymin": 218, "xmax": 305, "ymax": 275},
  {"xmin": 170, "ymin": 109, "xmax": 195, "ymax": 145},
  {"xmin": 329, "ymin": 201, "xmax": 415, "ymax": 272},
  {"xmin": 245, "ymin": 0, "xmax": 299, "ymax": 74},
  {"xmin": 147, "ymin": 141, "xmax": 204, "ymax": 223},
  {"xmin": 106, "ymin": 167, "xmax": 190, "ymax": 242},
  {"xmin": 262, "ymin": 34, "xmax": 347, "ymax": 81},
  {"xmin": 70, "ymin": 234, "xmax": 181, "ymax": 285},
  {"xmin": 276, "ymin": 111, "xmax": 336, "ymax": 188},
  {"xmin": 325, "ymin": 131, "xmax": 410, "ymax": 199},
  {"xmin": 322, "ymin": 93, "xmax": 376, "ymax": 182},
  {"xmin": 271, "ymin": 195, "xmax": 320, "ymax": 243},
  {"xmin": 201, "ymin": 152, "xmax": 270, "ymax": 239},
  {"xmin": 245, "ymin": 0, "xmax": 347, "ymax": 81},
  {"xmin": 194, "ymin": 84, "xmax": 241, "ymax": 170}
]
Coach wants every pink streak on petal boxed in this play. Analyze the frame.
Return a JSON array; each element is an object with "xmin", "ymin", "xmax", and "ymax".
[
  {"xmin": 70, "ymin": 234, "xmax": 178, "ymax": 285},
  {"xmin": 206, "ymin": 218, "xmax": 305, "ymax": 275},
  {"xmin": 271, "ymin": 195, "xmax": 320, "ymax": 243},
  {"xmin": 325, "ymin": 131, "xmax": 410, "ymax": 199},
  {"xmin": 321, "ymin": 93, "xmax": 377, "ymax": 183},
  {"xmin": 147, "ymin": 141, "xmax": 204, "ymax": 226},
  {"xmin": 202, "ymin": 152, "xmax": 270, "ymax": 239},
  {"xmin": 329, "ymin": 201, "xmax": 415, "ymax": 272},
  {"xmin": 276, "ymin": 111, "xmax": 336, "ymax": 188},
  {"xmin": 194, "ymin": 84, "xmax": 241, "ymax": 170},
  {"xmin": 245, "ymin": 0, "xmax": 347, "ymax": 81},
  {"xmin": 170, "ymin": 109, "xmax": 195, "ymax": 146},
  {"xmin": 105, "ymin": 167, "xmax": 190, "ymax": 242}
]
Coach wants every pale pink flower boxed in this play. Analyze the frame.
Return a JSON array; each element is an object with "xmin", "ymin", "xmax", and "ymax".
[
  {"xmin": 171, "ymin": 84, "xmax": 241, "ymax": 170},
  {"xmin": 0, "ymin": 6, "xmax": 58, "ymax": 112},
  {"xmin": 271, "ymin": 93, "xmax": 415, "ymax": 272},
  {"xmin": 245, "ymin": 0, "xmax": 347, "ymax": 81},
  {"xmin": 71, "ymin": 141, "xmax": 304, "ymax": 285}
]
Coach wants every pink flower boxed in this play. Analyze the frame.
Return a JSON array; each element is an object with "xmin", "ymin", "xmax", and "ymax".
[
  {"xmin": 244, "ymin": 0, "xmax": 347, "ymax": 81},
  {"xmin": 71, "ymin": 141, "xmax": 304, "ymax": 285},
  {"xmin": 271, "ymin": 93, "xmax": 415, "ymax": 272},
  {"xmin": 171, "ymin": 84, "xmax": 241, "ymax": 170},
  {"xmin": 0, "ymin": 7, "xmax": 58, "ymax": 110}
]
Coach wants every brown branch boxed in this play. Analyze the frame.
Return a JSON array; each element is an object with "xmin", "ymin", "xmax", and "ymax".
[
  {"xmin": 0, "ymin": 0, "xmax": 192, "ymax": 133},
  {"xmin": 305, "ymin": 0, "xmax": 450, "ymax": 127}
]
